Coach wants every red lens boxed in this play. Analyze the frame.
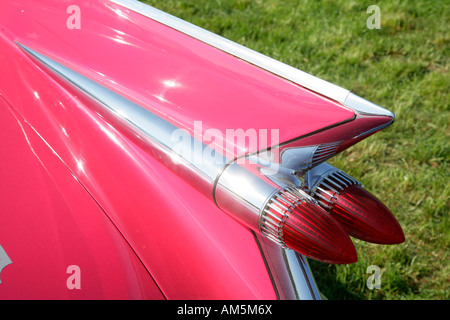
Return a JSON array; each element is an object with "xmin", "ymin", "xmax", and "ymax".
[
  {"xmin": 282, "ymin": 201, "xmax": 358, "ymax": 264},
  {"xmin": 327, "ymin": 185, "xmax": 405, "ymax": 244}
]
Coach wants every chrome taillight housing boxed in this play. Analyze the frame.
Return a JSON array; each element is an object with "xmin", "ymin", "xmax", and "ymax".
[
  {"xmin": 214, "ymin": 159, "xmax": 357, "ymax": 264},
  {"xmin": 305, "ymin": 164, "xmax": 405, "ymax": 244},
  {"xmin": 260, "ymin": 187, "xmax": 357, "ymax": 264}
]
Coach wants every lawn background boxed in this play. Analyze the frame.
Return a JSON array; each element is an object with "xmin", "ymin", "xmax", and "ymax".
[{"xmin": 141, "ymin": 0, "xmax": 449, "ymax": 300}]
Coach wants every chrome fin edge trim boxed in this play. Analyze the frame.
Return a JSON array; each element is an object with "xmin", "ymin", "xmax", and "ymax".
[
  {"xmin": 16, "ymin": 42, "xmax": 228, "ymax": 184},
  {"xmin": 344, "ymin": 93, "xmax": 395, "ymax": 119},
  {"xmin": 108, "ymin": 0, "xmax": 394, "ymax": 119},
  {"xmin": 254, "ymin": 234, "xmax": 322, "ymax": 300},
  {"xmin": 108, "ymin": 0, "xmax": 350, "ymax": 104}
]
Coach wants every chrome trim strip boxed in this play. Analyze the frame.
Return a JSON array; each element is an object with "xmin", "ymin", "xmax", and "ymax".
[
  {"xmin": 108, "ymin": 0, "xmax": 395, "ymax": 119},
  {"xmin": 279, "ymin": 141, "xmax": 341, "ymax": 171},
  {"xmin": 108, "ymin": 0, "xmax": 350, "ymax": 104},
  {"xmin": 288, "ymin": 250, "xmax": 322, "ymax": 300},
  {"xmin": 17, "ymin": 43, "xmax": 227, "ymax": 186},
  {"xmin": 214, "ymin": 161, "xmax": 279, "ymax": 231},
  {"xmin": 345, "ymin": 92, "xmax": 395, "ymax": 118},
  {"xmin": 254, "ymin": 234, "xmax": 322, "ymax": 300},
  {"xmin": 280, "ymin": 146, "xmax": 318, "ymax": 169}
]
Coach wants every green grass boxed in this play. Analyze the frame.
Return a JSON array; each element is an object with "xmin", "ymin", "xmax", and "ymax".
[{"xmin": 140, "ymin": 0, "xmax": 449, "ymax": 299}]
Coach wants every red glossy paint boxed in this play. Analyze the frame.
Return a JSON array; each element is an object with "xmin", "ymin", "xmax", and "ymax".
[
  {"xmin": 271, "ymin": 114, "xmax": 393, "ymax": 161},
  {"xmin": 0, "ymin": 45, "xmax": 277, "ymax": 299},
  {"xmin": 0, "ymin": 2, "xmax": 279, "ymax": 297},
  {"xmin": 0, "ymin": 97, "xmax": 164, "ymax": 299},
  {"xmin": 0, "ymin": 0, "xmax": 392, "ymax": 299},
  {"xmin": 0, "ymin": 0, "xmax": 356, "ymax": 158}
]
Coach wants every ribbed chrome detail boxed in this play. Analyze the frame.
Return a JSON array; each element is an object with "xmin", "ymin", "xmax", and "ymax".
[
  {"xmin": 311, "ymin": 170, "xmax": 362, "ymax": 209},
  {"xmin": 311, "ymin": 142, "xmax": 340, "ymax": 167},
  {"xmin": 260, "ymin": 187, "xmax": 315, "ymax": 247}
]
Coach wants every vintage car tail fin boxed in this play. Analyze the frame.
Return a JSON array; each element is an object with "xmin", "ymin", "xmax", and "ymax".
[{"xmin": 14, "ymin": 1, "xmax": 401, "ymax": 266}]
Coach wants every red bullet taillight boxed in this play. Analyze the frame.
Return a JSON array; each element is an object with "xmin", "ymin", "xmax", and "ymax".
[
  {"xmin": 260, "ymin": 187, "xmax": 357, "ymax": 264},
  {"xmin": 312, "ymin": 170, "xmax": 405, "ymax": 244}
]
